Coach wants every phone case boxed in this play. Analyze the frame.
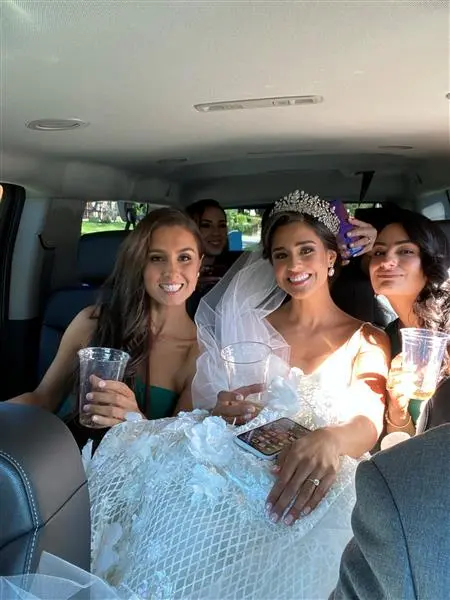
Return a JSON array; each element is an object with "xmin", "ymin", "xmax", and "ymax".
[
  {"xmin": 234, "ymin": 418, "xmax": 311, "ymax": 460},
  {"xmin": 329, "ymin": 199, "xmax": 363, "ymax": 257}
]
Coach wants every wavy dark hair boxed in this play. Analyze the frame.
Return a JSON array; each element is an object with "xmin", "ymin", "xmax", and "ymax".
[
  {"xmin": 94, "ymin": 207, "xmax": 203, "ymax": 383},
  {"xmin": 382, "ymin": 209, "xmax": 450, "ymax": 371},
  {"xmin": 186, "ymin": 199, "xmax": 229, "ymax": 254},
  {"xmin": 261, "ymin": 209, "xmax": 342, "ymax": 283}
]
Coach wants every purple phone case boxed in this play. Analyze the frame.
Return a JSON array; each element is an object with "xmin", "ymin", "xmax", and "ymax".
[{"xmin": 329, "ymin": 199, "xmax": 363, "ymax": 257}]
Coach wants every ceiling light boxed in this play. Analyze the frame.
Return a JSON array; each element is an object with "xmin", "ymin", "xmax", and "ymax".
[
  {"xmin": 26, "ymin": 118, "xmax": 89, "ymax": 131},
  {"xmin": 194, "ymin": 95, "xmax": 323, "ymax": 113}
]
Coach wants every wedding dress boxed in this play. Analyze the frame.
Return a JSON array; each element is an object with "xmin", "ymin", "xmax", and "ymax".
[{"xmin": 1, "ymin": 251, "xmax": 382, "ymax": 600}]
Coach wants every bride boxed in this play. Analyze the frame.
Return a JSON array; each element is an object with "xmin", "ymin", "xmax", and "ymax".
[{"xmin": 2, "ymin": 191, "xmax": 389, "ymax": 600}]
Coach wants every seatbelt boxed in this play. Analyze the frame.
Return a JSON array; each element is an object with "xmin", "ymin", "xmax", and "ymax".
[{"xmin": 357, "ymin": 171, "xmax": 375, "ymax": 205}]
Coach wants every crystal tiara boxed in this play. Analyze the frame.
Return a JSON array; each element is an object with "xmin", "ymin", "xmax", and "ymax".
[{"xmin": 269, "ymin": 189, "xmax": 340, "ymax": 236}]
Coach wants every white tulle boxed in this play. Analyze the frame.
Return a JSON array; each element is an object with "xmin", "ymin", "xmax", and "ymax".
[{"xmin": 192, "ymin": 249, "xmax": 291, "ymax": 409}]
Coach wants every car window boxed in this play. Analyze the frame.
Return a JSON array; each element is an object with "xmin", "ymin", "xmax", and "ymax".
[
  {"xmin": 344, "ymin": 202, "xmax": 378, "ymax": 216},
  {"xmin": 81, "ymin": 201, "xmax": 163, "ymax": 234},
  {"xmin": 225, "ymin": 209, "xmax": 262, "ymax": 251},
  {"xmin": 420, "ymin": 192, "xmax": 450, "ymax": 221}
]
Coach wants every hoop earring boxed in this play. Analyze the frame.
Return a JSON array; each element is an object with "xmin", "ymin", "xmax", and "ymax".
[{"xmin": 328, "ymin": 266, "xmax": 335, "ymax": 278}]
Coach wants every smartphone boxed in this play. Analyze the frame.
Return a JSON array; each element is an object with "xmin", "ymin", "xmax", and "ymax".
[
  {"xmin": 329, "ymin": 199, "xmax": 363, "ymax": 257},
  {"xmin": 234, "ymin": 418, "xmax": 311, "ymax": 460}
]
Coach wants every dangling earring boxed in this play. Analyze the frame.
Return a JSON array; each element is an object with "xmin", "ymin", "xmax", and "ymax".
[{"xmin": 328, "ymin": 265, "xmax": 335, "ymax": 277}]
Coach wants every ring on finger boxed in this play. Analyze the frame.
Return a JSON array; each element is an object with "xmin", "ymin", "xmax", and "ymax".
[{"xmin": 306, "ymin": 477, "xmax": 320, "ymax": 488}]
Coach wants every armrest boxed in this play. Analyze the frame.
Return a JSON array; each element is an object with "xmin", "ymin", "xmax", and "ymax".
[{"xmin": 0, "ymin": 403, "xmax": 91, "ymax": 575}]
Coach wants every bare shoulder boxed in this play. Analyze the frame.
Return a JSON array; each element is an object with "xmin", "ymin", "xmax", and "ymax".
[
  {"xmin": 266, "ymin": 304, "xmax": 287, "ymax": 329},
  {"xmin": 360, "ymin": 323, "xmax": 390, "ymax": 353},
  {"xmin": 186, "ymin": 335, "xmax": 200, "ymax": 364},
  {"xmin": 66, "ymin": 304, "xmax": 99, "ymax": 346}
]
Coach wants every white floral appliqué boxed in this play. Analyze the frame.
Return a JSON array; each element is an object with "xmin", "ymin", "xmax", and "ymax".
[
  {"xmin": 186, "ymin": 416, "xmax": 234, "ymax": 467},
  {"xmin": 265, "ymin": 370, "xmax": 302, "ymax": 415},
  {"xmin": 189, "ymin": 463, "xmax": 227, "ymax": 505}
]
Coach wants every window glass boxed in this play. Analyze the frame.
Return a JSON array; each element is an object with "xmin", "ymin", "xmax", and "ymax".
[
  {"xmin": 420, "ymin": 192, "xmax": 450, "ymax": 221},
  {"xmin": 344, "ymin": 202, "xmax": 377, "ymax": 217},
  {"xmin": 81, "ymin": 201, "xmax": 162, "ymax": 234},
  {"xmin": 225, "ymin": 209, "xmax": 262, "ymax": 251}
]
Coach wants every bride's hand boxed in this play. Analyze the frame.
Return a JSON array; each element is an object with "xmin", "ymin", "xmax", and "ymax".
[
  {"xmin": 266, "ymin": 428, "xmax": 340, "ymax": 525},
  {"xmin": 213, "ymin": 384, "xmax": 263, "ymax": 425},
  {"xmin": 82, "ymin": 375, "xmax": 144, "ymax": 427}
]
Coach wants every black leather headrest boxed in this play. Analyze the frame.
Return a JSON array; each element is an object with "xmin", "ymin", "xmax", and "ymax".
[
  {"xmin": 436, "ymin": 220, "xmax": 450, "ymax": 244},
  {"xmin": 354, "ymin": 206, "xmax": 401, "ymax": 232},
  {"xmin": 77, "ymin": 230, "xmax": 129, "ymax": 285},
  {"xmin": 0, "ymin": 403, "xmax": 90, "ymax": 575}
]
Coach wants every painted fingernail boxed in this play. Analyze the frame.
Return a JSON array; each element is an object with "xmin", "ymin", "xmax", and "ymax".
[
  {"xmin": 235, "ymin": 393, "xmax": 244, "ymax": 401},
  {"xmin": 86, "ymin": 392, "xmax": 93, "ymax": 400},
  {"xmin": 82, "ymin": 404, "xmax": 91, "ymax": 412},
  {"xmin": 92, "ymin": 415, "xmax": 99, "ymax": 423},
  {"xmin": 272, "ymin": 465, "xmax": 281, "ymax": 473},
  {"xmin": 246, "ymin": 406, "xmax": 256, "ymax": 414},
  {"xmin": 301, "ymin": 506, "xmax": 311, "ymax": 516},
  {"xmin": 270, "ymin": 513, "xmax": 279, "ymax": 523},
  {"xmin": 265, "ymin": 502, "xmax": 272, "ymax": 513},
  {"xmin": 98, "ymin": 380, "xmax": 106, "ymax": 388},
  {"xmin": 284, "ymin": 514, "xmax": 294, "ymax": 526}
]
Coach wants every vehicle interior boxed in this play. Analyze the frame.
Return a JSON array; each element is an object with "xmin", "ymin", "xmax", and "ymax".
[{"xmin": 1, "ymin": 0, "xmax": 450, "ymax": 579}]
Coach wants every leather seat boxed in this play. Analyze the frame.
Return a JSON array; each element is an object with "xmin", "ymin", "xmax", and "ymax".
[{"xmin": 0, "ymin": 403, "xmax": 90, "ymax": 575}]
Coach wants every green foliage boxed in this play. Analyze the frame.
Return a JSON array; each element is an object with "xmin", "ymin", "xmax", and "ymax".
[{"xmin": 225, "ymin": 209, "xmax": 261, "ymax": 235}]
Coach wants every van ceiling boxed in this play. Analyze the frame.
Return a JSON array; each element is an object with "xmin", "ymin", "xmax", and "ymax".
[{"xmin": 1, "ymin": 1, "xmax": 449, "ymax": 200}]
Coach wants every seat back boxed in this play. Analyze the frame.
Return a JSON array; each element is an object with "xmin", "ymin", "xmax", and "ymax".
[
  {"xmin": 0, "ymin": 403, "xmax": 90, "ymax": 575},
  {"xmin": 38, "ymin": 231, "xmax": 128, "ymax": 379},
  {"xmin": 436, "ymin": 219, "xmax": 450, "ymax": 247},
  {"xmin": 77, "ymin": 230, "xmax": 129, "ymax": 287},
  {"xmin": 331, "ymin": 261, "xmax": 396, "ymax": 327}
]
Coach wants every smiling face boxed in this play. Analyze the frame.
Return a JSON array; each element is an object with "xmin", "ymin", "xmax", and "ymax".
[
  {"xmin": 270, "ymin": 220, "xmax": 337, "ymax": 299},
  {"xmin": 198, "ymin": 206, "xmax": 228, "ymax": 257},
  {"xmin": 369, "ymin": 223, "xmax": 427, "ymax": 300},
  {"xmin": 143, "ymin": 225, "xmax": 202, "ymax": 306}
]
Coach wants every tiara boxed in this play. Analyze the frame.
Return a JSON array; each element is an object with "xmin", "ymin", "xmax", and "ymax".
[{"xmin": 269, "ymin": 189, "xmax": 340, "ymax": 236}]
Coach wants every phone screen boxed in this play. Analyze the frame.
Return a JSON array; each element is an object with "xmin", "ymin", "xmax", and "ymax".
[{"xmin": 236, "ymin": 418, "xmax": 310, "ymax": 457}]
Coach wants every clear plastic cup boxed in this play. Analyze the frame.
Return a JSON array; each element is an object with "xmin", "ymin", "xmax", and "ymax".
[
  {"xmin": 400, "ymin": 328, "xmax": 449, "ymax": 404},
  {"xmin": 78, "ymin": 347, "xmax": 130, "ymax": 428},
  {"xmin": 220, "ymin": 342, "xmax": 272, "ymax": 405}
]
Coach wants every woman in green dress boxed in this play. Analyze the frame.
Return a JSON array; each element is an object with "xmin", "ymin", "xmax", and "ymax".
[
  {"xmin": 9, "ymin": 207, "xmax": 203, "ymax": 426},
  {"xmin": 369, "ymin": 208, "xmax": 450, "ymax": 435}
]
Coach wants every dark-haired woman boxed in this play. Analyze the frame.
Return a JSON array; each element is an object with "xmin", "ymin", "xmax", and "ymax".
[
  {"xmin": 186, "ymin": 199, "xmax": 241, "ymax": 290},
  {"xmin": 9, "ymin": 208, "xmax": 203, "ymax": 423},
  {"xmin": 370, "ymin": 209, "xmax": 450, "ymax": 435}
]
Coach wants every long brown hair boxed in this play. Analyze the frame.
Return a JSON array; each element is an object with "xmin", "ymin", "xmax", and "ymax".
[{"xmin": 94, "ymin": 207, "xmax": 203, "ymax": 381}]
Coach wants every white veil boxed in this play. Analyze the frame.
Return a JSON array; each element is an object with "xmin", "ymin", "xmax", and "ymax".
[{"xmin": 192, "ymin": 248, "xmax": 291, "ymax": 409}]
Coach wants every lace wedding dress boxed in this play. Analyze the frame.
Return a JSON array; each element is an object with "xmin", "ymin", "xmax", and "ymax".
[{"xmin": 1, "ymin": 363, "xmax": 367, "ymax": 600}]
